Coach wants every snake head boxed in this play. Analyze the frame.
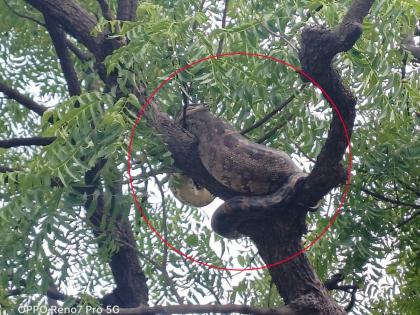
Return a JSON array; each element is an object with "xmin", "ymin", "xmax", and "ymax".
[
  {"xmin": 176, "ymin": 102, "xmax": 210, "ymax": 129},
  {"xmin": 185, "ymin": 102, "xmax": 209, "ymax": 116}
]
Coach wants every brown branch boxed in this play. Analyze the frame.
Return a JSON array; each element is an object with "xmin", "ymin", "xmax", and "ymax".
[
  {"xmin": 0, "ymin": 80, "xmax": 47, "ymax": 116},
  {"xmin": 117, "ymin": 0, "xmax": 138, "ymax": 21},
  {"xmin": 65, "ymin": 39, "xmax": 92, "ymax": 62},
  {"xmin": 25, "ymin": 0, "xmax": 108, "ymax": 60},
  {"xmin": 7, "ymin": 286, "xmax": 75, "ymax": 303},
  {"xmin": 296, "ymin": 0, "xmax": 375, "ymax": 207},
  {"xmin": 216, "ymin": 0, "xmax": 229, "ymax": 55},
  {"xmin": 116, "ymin": 304, "xmax": 293, "ymax": 315},
  {"xmin": 240, "ymin": 89, "xmax": 301, "ymax": 135},
  {"xmin": 334, "ymin": 0, "xmax": 377, "ymax": 54},
  {"xmin": 0, "ymin": 137, "xmax": 56, "ymax": 148},
  {"xmin": 44, "ymin": 15, "xmax": 81, "ymax": 97},
  {"xmin": 115, "ymin": 231, "xmax": 185, "ymax": 305},
  {"xmin": 362, "ymin": 188, "xmax": 420, "ymax": 209},
  {"xmin": 323, "ymin": 273, "xmax": 357, "ymax": 312},
  {"xmin": 97, "ymin": 0, "xmax": 114, "ymax": 20},
  {"xmin": 0, "ymin": 166, "xmax": 16, "ymax": 173},
  {"xmin": 5, "ymin": 0, "xmax": 91, "ymax": 63},
  {"xmin": 134, "ymin": 85, "xmax": 241, "ymax": 200},
  {"xmin": 84, "ymin": 161, "xmax": 149, "ymax": 307}
]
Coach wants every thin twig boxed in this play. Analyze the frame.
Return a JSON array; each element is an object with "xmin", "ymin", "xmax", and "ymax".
[
  {"xmin": 65, "ymin": 39, "xmax": 92, "ymax": 62},
  {"xmin": 137, "ymin": 152, "xmax": 184, "ymax": 304},
  {"xmin": 256, "ymin": 118, "xmax": 290, "ymax": 144},
  {"xmin": 393, "ymin": 210, "xmax": 420, "ymax": 231},
  {"xmin": 241, "ymin": 90, "xmax": 299, "ymax": 135},
  {"xmin": 216, "ymin": 0, "xmax": 229, "ymax": 55},
  {"xmin": 291, "ymin": 140, "xmax": 316, "ymax": 163},
  {"xmin": 362, "ymin": 188, "xmax": 420, "ymax": 209},
  {"xmin": 261, "ymin": 21, "xmax": 298, "ymax": 53}
]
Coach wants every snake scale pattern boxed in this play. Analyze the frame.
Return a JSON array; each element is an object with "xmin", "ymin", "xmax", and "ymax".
[{"xmin": 183, "ymin": 105, "xmax": 307, "ymax": 239}]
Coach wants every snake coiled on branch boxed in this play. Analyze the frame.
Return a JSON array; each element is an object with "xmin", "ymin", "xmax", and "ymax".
[{"xmin": 175, "ymin": 104, "xmax": 308, "ymax": 239}]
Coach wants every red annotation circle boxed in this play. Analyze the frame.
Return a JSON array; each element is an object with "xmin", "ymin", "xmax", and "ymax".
[{"xmin": 127, "ymin": 52, "xmax": 352, "ymax": 271}]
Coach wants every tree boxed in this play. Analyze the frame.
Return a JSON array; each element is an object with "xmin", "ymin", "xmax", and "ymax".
[{"xmin": 0, "ymin": 0, "xmax": 419, "ymax": 314}]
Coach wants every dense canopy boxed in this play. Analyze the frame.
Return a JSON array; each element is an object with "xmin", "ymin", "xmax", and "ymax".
[{"xmin": 0, "ymin": 0, "xmax": 419, "ymax": 314}]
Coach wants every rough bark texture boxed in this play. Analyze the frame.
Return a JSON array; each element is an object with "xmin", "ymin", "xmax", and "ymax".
[
  {"xmin": 84, "ymin": 161, "xmax": 149, "ymax": 307},
  {"xmin": 12, "ymin": 0, "xmax": 376, "ymax": 313},
  {"xmin": 117, "ymin": 0, "xmax": 138, "ymax": 21},
  {"xmin": 139, "ymin": 1, "xmax": 375, "ymax": 314},
  {"xmin": 22, "ymin": 0, "xmax": 148, "ymax": 307},
  {"xmin": 26, "ymin": 0, "xmax": 107, "ymax": 59},
  {"xmin": 44, "ymin": 15, "xmax": 81, "ymax": 97}
]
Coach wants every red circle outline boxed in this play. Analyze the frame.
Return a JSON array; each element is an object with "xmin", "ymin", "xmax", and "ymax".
[{"xmin": 127, "ymin": 52, "xmax": 352, "ymax": 271}]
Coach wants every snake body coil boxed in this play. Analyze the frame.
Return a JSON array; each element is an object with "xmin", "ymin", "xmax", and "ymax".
[{"xmin": 183, "ymin": 105, "xmax": 307, "ymax": 238}]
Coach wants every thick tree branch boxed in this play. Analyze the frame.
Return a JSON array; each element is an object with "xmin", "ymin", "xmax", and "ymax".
[
  {"xmin": 7, "ymin": 0, "xmax": 93, "ymax": 63},
  {"xmin": 84, "ymin": 161, "xmax": 149, "ymax": 307},
  {"xmin": 133, "ymin": 2, "xmax": 375, "ymax": 314},
  {"xmin": 116, "ymin": 304, "xmax": 293, "ymax": 315},
  {"xmin": 97, "ymin": 0, "xmax": 114, "ymax": 20},
  {"xmin": 44, "ymin": 15, "xmax": 81, "ymax": 97},
  {"xmin": 0, "ymin": 80, "xmax": 47, "ymax": 116},
  {"xmin": 334, "ymin": 0, "xmax": 376, "ymax": 54},
  {"xmin": 296, "ymin": 0, "xmax": 375, "ymax": 207},
  {"xmin": 0, "ymin": 137, "xmax": 56, "ymax": 148},
  {"xmin": 135, "ymin": 86, "xmax": 241, "ymax": 200},
  {"xmin": 25, "ymin": 0, "xmax": 108, "ymax": 60},
  {"xmin": 117, "ymin": 0, "xmax": 138, "ymax": 21}
]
